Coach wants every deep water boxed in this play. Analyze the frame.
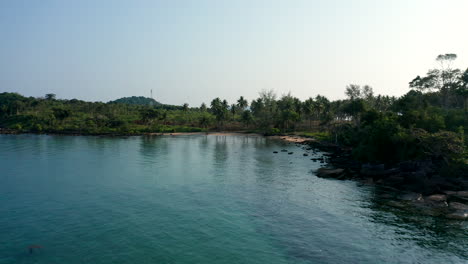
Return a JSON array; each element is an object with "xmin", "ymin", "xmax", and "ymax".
[{"xmin": 0, "ymin": 134, "xmax": 466, "ymax": 264}]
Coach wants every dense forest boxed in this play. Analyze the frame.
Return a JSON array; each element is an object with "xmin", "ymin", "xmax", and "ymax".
[
  {"xmin": 108, "ymin": 96, "xmax": 162, "ymax": 106},
  {"xmin": 1, "ymin": 54, "xmax": 467, "ymax": 174}
]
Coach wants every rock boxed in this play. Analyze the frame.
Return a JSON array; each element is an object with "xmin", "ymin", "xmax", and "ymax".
[
  {"xmin": 399, "ymin": 161, "xmax": 419, "ymax": 172},
  {"xmin": 281, "ymin": 149, "xmax": 288, "ymax": 152},
  {"xmin": 425, "ymin": 200, "xmax": 448, "ymax": 209},
  {"xmin": 398, "ymin": 192, "xmax": 423, "ymax": 201},
  {"xmin": 303, "ymin": 153, "xmax": 309, "ymax": 156},
  {"xmin": 382, "ymin": 176, "xmax": 405, "ymax": 185},
  {"xmin": 420, "ymin": 209, "xmax": 444, "ymax": 217},
  {"xmin": 446, "ymin": 210, "xmax": 468, "ymax": 220},
  {"xmin": 449, "ymin": 202, "xmax": 468, "ymax": 211},
  {"xmin": 379, "ymin": 193, "xmax": 395, "ymax": 199},
  {"xmin": 316, "ymin": 168, "xmax": 345, "ymax": 179},
  {"xmin": 426, "ymin": 194, "xmax": 447, "ymax": 202},
  {"xmin": 362, "ymin": 163, "xmax": 384, "ymax": 170},
  {"xmin": 456, "ymin": 191, "xmax": 468, "ymax": 198},
  {"xmin": 273, "ymin": 151, "xmax": 278, "ymax": 153},
  {"xmin": 387, "ymin": 200, "xmax": 406, "ymax": 209},
  {"xmin": 443, "ymin": 190, "xmax": 457, "ymax": 196},
  {"xmin": 360, "ymin": 164, "xmax": 399, "ymax": 177},
  {"xmin": 288, "ymin": 152, "xmax": 294, "ymax": 155}
]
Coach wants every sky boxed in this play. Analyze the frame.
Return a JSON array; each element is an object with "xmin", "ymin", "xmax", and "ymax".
[{"xmin": 0, "ymin": 0, "xmax": 467, "ymax": 106}]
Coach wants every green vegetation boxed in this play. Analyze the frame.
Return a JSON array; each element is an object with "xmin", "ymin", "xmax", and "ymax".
[
  {"xmin": 1, "ymin": 54, "xmax": 466, "ymax": 173},
  {"xmin": 109, "ymin": 96, "xmax": 161, "ymax": 106}
]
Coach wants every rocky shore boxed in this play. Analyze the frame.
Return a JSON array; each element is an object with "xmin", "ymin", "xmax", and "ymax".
[{"xmin": 277, "ymin": 135, "xmax": 468, "ymax": 220}]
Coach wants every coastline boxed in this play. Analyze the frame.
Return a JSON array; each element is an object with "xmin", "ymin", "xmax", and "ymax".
[
  {"xmin": 2, "ymin": 128, "xmax": 466, "ymax": 219},
  {"xmin": 0, "ymin": 128, "xmax": 263, "ymax": 137}
]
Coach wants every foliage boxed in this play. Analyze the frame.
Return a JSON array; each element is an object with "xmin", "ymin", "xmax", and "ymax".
[
  {"xmin": 0, "ymin": 54, "xmax": 466, "ymax": 174},
  {"xmin": 109, "ymin": 96, "xmax": 161, "ymax": 106}
]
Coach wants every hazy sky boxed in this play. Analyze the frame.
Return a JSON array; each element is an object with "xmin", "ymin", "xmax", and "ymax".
[{"xmin": 1, "ymin": 0, "xmax": 467, "ymax": 106}]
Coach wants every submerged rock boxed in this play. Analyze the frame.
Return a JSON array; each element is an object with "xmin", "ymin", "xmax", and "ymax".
[
  {"xmin": 273, "ymin": 151, "xmax": 278, "ymax": 153},
  {"xmin": 382, "ymin": 176, "xmax": 405, "ymax": 186},
  {"xmin": 446, "ymin": 211, "xmax": 468, "ymax": 220},
  {"xmin": 387, "ymin": 200, "xmax": 407, "ymax": 209},
  {"xmin": 426, "ymin": 194, "xmax": 447, "ymax": 202},
  {"xmin": 281, "ymin": 149, "xmax": 288, "ymax": 152},
  {"xmin": 303, "ymin": 153, "xmax": 309, "ymax": 156},
  {"xmin": 288, "ymin": 152, "xmax": 294, "ymax": 155},
  {"xmin": 449, "ymin": 202, "xmax": 468, "ymax": 211},
  {"xmin": 397, "ymin": 192, "xmax": 423, "ymax": 201},
  {"xmin": 443, "ymin": 190, "xmax": 457, "ymax": 196},
  {"xmin": 316, "ymin": 168, "xmax": 345, "ymax": 179}
]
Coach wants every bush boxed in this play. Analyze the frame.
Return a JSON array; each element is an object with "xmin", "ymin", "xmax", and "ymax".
[{"xmin": 264, "ymin": 127, "xmax": 281, "ymax": 136}]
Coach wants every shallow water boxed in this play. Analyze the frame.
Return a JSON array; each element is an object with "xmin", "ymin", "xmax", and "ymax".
[{"xmin": 0, "ymin": 134, "xmax": 466, "ymax": 264}]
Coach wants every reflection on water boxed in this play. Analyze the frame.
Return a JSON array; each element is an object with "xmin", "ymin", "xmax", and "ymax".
[{"xmin": 0, "ymin": 134, "xmax": 466, "ymax": 264}]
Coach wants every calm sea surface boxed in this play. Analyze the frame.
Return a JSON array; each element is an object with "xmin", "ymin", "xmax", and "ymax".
[{"xmin": 0, "ymin": 134, "xmax": 466, "ymax": 264}]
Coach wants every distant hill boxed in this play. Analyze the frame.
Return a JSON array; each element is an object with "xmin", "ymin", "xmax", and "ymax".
[{"xmin": 109, "ymin": 96, "xmax": 161, "ymax": 106}]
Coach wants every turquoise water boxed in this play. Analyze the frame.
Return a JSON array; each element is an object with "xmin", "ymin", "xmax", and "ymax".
[{"xmin": 0, "ymin": 134, "xmax": 466, "ymax": 264}]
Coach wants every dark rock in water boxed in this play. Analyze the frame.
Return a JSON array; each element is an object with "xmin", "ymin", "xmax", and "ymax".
[
  {"xmin": 443, "ymin": 190, "xmax": 457, "ymax": 196},
  {"xmin": 303, "ymin": 153, "xmax": 309, "ymax": 156},
  {"xmin": 311, "ymin": 158, "xmax": 317, "ymax": 161},
  {"xmin": 426, "ymin": 194, "xmax": 447, "ymax": 202},
  {"xmin": 383, "ymin": 176, "xmax": 405, "ymax": 186},
  {"xmin": 446, "ymin": 210, "xmax": 468, "ymax": 220},
  {"xmin": 449, "ymin": 202, "xmax": 468, "ymax": 211},
  {"xmin": 281, "ymin": 149, "xmax": 288, "ymax": 152},
  {"xmin": 399, "ymin": 161, "xmax": 420, "ymax": 172},
  {"xmin": 387, "ymin": 200, "xmax": 406, "ymax": 209},
  {"xmin": 397, "ymin": 192, "xmax": 423, "ymax": 201},
  {"xmin": 320, "ymin": 160, "xmax": 324, "ymax": 163},
  {"xmin": 316, "ymin": 168, "xmax": 344, "ymax": 179},
  {"xmin": 379, "ymin": 193, "xmax": 395, "ymax": 199},
  {"xmin": 424, "ymin": 200, "xmax": 448, "ymax": 209},
  {"xmin": 273, "ymin": 151, "xmax": 278, "ymax": 153},
  {"xmin": 362, "ymin": 163, "xmax": 385, "ymax": 170},
  {"xmin": 288, "ymin": 152, "xmax": 293, "ymax": 155}
]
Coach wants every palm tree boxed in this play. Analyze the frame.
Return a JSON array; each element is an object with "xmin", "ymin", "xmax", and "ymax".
[
  {"xmin": 182, "ymin": 103, "xmax": 189, "ymax": 112},
  {"xmin": 237, "ymin": 96, "xmax": 248, "ymax": 110},
  {"xmin": 303, "ymin": 98, "xmax": 314, "ymax": 129}
]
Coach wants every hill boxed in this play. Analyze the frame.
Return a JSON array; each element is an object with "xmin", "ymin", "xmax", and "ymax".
[{"xmin": 109, "ymin": 96, "xmax": 161, "ymax": 106}]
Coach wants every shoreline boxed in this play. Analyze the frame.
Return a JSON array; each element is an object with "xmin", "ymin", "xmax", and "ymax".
[
  {"xmin": 2, "ymin": 128, "xmax": 466, "ymax": 219},
  {"xmin": 0, "ymin": 128, "xmax": 264, "ymax": 137}
]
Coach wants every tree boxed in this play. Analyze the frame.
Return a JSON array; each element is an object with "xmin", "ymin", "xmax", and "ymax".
[
  {"xmin": 457, "ymin": 68, "xmax": 468, "ymax": 111},
  {"xmin": 345, "ymin": 84, "xmax": 361, "ymax": 100},
  {"xmin": 230, "ymin": 104, "xmax": 237, "ymax": 118},
  {"xmin": 303, "ymin": 98, "xmax": 315, "ymax": 129},
  {"xmin": 200, "ymin": 103, "xmax": 207, "ymax": 112},
  {"xmin": 210, "ymin": 98, "xmax": 228, "ymax": 129},
  {"xmin": 241, "ymin": 110, "xmax": 254, "ymax": 128},
  {"xmin": 52, "ymin": 107, "xmax": 70, "ymax": 121},
  {"xmin": 342, "ymin": 99, "xmax": 366, "ymax": 126},
  {"xmin": 237, "ymin": 96, "xmax": 248, "ymax": 110},
  {"xmin": 182, "ymin": 103, "xmax": 189, "ymax": 112},
  {"xmin": 45, "ymin": 93, "xmax": 56, "ymax": 100},
  {"xmin": 313, "ymin": 95, "xmax": 330, "ymax": 121},
  {"xmin": 140, "ymin": 109, "xmax": 160, "ymax": 125},
  {"xmin": 409, "ymin": 54, "xmax": 462, "ymax": 108},
  {"xmin": 253, "ymin": 90, "xmax": 277, "ymax": 130}
]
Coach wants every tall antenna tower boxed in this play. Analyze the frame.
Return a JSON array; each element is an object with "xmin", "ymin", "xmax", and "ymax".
[{"xmin": 150, "ymin": 89, "xmax": 154, "ymax": 106}]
